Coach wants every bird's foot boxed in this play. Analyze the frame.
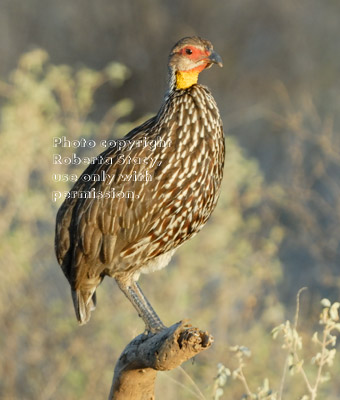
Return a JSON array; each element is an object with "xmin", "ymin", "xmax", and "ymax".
[{"xmin": 143, "ymin": 319, "xmax": 167, "ymax": 335}]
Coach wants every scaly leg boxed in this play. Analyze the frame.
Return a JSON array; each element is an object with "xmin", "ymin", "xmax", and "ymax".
[{"xmin": 116, "ymin": 278, "xmax": 166, "ymax": 333}]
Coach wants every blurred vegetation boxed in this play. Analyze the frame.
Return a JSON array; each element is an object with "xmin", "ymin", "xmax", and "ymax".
[
  {"xmin": 0, "ymin": 1, "xmax": 340, "ymax": 396},
  {"xmin": 213, "ymin": 295, "xmax": 340, "ymax": 400}
]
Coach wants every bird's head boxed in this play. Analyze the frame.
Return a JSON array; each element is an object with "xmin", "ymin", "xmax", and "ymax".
[{"xmin": 168, "ymin": 36, "xmax": 223, "ymax": 91}]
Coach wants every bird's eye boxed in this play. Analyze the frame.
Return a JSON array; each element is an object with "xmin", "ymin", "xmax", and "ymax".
[{"xmin": 185, "ymin": 48, "xmax": 193, "ymax": 55}]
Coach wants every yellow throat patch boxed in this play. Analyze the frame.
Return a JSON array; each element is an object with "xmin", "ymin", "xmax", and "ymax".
[{"xmin": 176, "ymin": 70, "xmax": 200, "ymax": 90}]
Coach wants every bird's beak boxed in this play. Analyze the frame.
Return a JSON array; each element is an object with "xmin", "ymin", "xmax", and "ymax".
[{"xmin": 208, "ymin": 50, "xmax": 223, "ymax": 68}]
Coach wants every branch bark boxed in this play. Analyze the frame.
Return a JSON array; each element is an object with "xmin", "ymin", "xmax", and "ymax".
[{"xmin": 108, "ymin": 320, "xmax": 213, "ymax": 400}]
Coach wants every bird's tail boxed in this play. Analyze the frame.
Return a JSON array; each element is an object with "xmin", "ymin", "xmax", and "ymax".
[{"xmin": 71, "ymin": 288, "xmax": 97, "ymax": 325}]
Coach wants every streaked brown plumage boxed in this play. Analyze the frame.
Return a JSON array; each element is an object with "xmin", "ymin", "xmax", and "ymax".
[{"xmin": 55, "ymin": 36, "xmax": 225, "ymax": 332}]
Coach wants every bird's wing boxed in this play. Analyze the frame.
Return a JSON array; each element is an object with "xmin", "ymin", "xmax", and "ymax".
[{"xmin": 55, "ymin": 116, "xmax": 189, "ymax": 283}]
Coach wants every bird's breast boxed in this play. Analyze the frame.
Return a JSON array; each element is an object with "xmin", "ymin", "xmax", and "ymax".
[{"xmin": 142, "ymin": 86, "xmax": 225, "ymax": 250}]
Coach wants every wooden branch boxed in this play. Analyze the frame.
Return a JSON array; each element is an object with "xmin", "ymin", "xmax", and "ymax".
[{"xmin": 108, "ymin": 320, "xmax": 213, "ymax": 400}]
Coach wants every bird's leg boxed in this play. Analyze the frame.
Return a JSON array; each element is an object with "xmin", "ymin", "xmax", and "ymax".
[
  {"xmin": 116, "ymin": 279, "xmax": 166, "ymax": 333},
  {"xmin": 132, "ymin": 281, "xmax": 167, "ymax": 332}
]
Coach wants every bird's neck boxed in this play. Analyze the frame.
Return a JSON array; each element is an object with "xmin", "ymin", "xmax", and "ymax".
[
  {"xmin": 175, "ymin": 70, "xmax": 200, "ymax": 90},
  {"xmin": 168, "ymin": 65, "xmax": 206, "ymax": 93}
]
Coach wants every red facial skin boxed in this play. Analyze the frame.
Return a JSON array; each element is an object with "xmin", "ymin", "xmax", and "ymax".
[{"xmin": 179, "ymin": 46, "xmax": 211, "ymax": 72}]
